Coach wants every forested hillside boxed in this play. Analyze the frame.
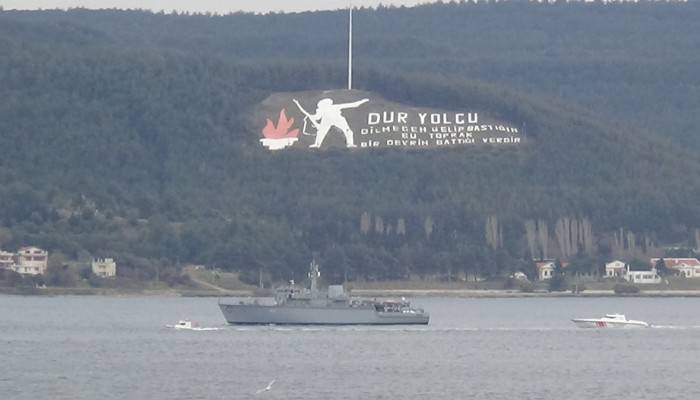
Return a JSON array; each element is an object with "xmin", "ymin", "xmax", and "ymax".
[
  {"xmin": 1, "ymin": 2, "xmax": 699, "ymax": 284},
  {"xmin": 4, "ymin": 1, "xmax": 699, "ymax": 146}
]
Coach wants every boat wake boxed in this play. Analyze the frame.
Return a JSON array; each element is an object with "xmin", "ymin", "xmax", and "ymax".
[
  {"xmin": 649, "ymin": 324, "xmax": 700, "ymax": 330},
  {"xmin": 165, "ymin": 320, "xmax": 222, "ymax": 331},
  {"xmin": 228, "ymin": 326, "xmax": 577, "ymax": 333},
  {"xmin": 166, "ymin": 325, "xmax": 222, "ymax": 331}
]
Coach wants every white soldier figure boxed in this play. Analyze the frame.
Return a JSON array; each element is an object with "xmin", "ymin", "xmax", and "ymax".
[{"xmin": 293, "ymin": 97, "xmax": 369, "ymax": 148}]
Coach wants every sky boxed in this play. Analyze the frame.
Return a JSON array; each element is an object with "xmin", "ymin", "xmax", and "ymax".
[{"xmin": 0, "ymin": 1, "xmax": 435, "ymax": 13}]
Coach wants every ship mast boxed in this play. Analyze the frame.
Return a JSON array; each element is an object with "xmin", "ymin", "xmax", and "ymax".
[{"xmin": 309, "ymin": 259, "xmax": 320, "ymax": 298}]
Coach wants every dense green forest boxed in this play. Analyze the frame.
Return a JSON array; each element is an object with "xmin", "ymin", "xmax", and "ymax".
[{"xmin": 1, "ymin": 2, "xmax": 699, "ymax": 284}]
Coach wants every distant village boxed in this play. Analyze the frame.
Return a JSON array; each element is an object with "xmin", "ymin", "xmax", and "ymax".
[
  {"xmin": 0, "ymin": 246, "xmax": 116, "ymax": 279},
  {"xmin": 535, "ymin": 258, "xmax": 700, "ymax": 284},
  {"xmin": 3, "ymin": 243, "xmax": 700, "ymax": 292}
]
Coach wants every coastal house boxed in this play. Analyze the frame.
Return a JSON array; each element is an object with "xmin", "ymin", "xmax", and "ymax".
[
  {"xmin": 91, "ymin": 258, "xmax": 117, "ymax": 278},
  {"xmin": 624, "ymin": 265, "xmax": 661, "ymax": 284},
  {"xmin": 14, "ymin": 246, "xmax": 48, "ymax": 275},
  {"xmin": 536, "ymin": 261, "xmax": 555, "ymax": 280},
  {"xmin": 651, "ymin": 258, "xmax": 700, "ymax": 278},
  {"xmin": 0, "ymin": 250, "xmax": 16, "ymax": 270},
  {"xmin": 605, "ymin": 260, "xmax": 626, "ymax": 278},
  {"xmin": 536, "ymin": 260, "xmax": 569, "ymax": 281}
]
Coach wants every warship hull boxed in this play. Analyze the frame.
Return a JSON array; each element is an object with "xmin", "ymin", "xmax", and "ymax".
[{"xmin": 219, "ymin": 303, "xmax": 429, "ymax": 325}]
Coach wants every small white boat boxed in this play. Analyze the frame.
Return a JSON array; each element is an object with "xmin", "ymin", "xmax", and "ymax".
[
  {"xmin": 166, "ymin": 320, "xmax": 219, "ymax": 331},
  {"xmin": 572, "ymin": 314, "xmax": 649, "ymax": 328},
  {"xmin": 167, "ymin": 320, "xmax": 197, "ymax": 330}
]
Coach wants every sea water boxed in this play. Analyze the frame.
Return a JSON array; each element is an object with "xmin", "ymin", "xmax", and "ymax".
[{"xmin": 1, "ymin": 295, "xmax": 699, "ymax": 400}]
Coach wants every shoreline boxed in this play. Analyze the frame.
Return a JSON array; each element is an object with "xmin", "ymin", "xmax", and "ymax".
[
  {"xmin": 351, "ymin": 289, "xmax": 700, "ymax": 298},
  {"xmin": 0, "ymin": 287, "xmax": 255, "ymax": 297},
  {"xmin": 3, "ymin": 286, "xmax": 700, "ymax": 298}
]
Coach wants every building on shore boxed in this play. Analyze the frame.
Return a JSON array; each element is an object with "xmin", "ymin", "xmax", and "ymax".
[
  {"xmin": 91, "ymin": 258, "xmax": 117, "ymax": 278},
  {"xmin": 624, "ymin": 265, "xmax": 661, "ymax": 284},
  {"xmin": 651, "ymin": 258, "xmax": 700, "ymax": 278},
  {"xmin": 605, "ymin": 260, "xmax": 626, "ymax": 278},
  {"xmin": 0, "ymin": 250, "xmax": 16, "ymax": 270},
  {"xmin": 536, "ymin": 261, "xmax": 555, "ymax": 280},
  {"xmin": 14, "ymin": 246, "xmax": 48, "ymax": 275},
  {"xmin": 536, "ymin": 260, "xmax": 570, "ymax": 281}
]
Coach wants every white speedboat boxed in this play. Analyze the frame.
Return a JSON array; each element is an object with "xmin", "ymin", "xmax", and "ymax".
[
  {"xmin": 166, "ymin": 320, "xmax": 219, "ymax": 331},
  {"xmin": 167, "ymin": 320, "xmax": 197, "ymax": 329},
  {"xmin": 572, "ymin": 314, "xmax": 649, "ymax": 328}
]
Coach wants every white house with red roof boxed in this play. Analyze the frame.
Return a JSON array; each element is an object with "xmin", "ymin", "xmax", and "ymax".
[
  {"xmin": 536, "ymin": 261, "xmax": 555, "ymax": 281},
  {"xmin": 536, "ymin": 260, "xmax": 570, "ymax": 281},
  {"xmin": 651, "ymin": 258, "xmax": 700, "ymax": 278}
]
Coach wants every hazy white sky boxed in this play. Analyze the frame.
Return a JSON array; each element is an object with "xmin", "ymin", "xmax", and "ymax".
[{"xmin": 0, "ymin": 1, "xmax": 435, "ymax": 13}]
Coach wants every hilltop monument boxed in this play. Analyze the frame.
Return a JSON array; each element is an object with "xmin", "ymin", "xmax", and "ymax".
[
  {"xmin": 293, "ymin": 98, "xmax": 369, "ymax": 148},
  {"xmin": 255, "ymin": 7, "xmax": 521, "ymax": 151}
]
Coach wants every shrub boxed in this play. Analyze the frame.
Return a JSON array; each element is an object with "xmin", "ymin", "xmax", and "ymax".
[
  {"xmin": 614, "ymin": 283, "xmax": 640, "ymax": 294},
  {"xmin": 571, "ymin": 283, "xmax": 586, "ymax": 293},
  {"xmin": 79, "ymin": 266, "xmax": 93, "ymax": 280},
  {"xmin": 160, "ymin": 267, "xmax": 193, "ymax": 287},
  {"xmin": 518, "ymin": 280, "xmax": 535, "ymax": 293},
  {"xmin": 87, "ymin": 274, "xmax": 103, "ymax": 288},
  {"xmin": 548, "ymin": 274, "xmax": 567, "ymax": 292},
  {"xmin": 238, "ymin": 269, "xmax": 259, "ymax": 286},
  {"xmin": 46, "ymin": 265, "xmax": 77, "ymax": 287},
  {"xmin": 503, "ymin": 277, "xmax": 517, "ymax": 290},
  {"xmin": 0, "ymin": 269, "xmax": 25, "ymax": 287}
]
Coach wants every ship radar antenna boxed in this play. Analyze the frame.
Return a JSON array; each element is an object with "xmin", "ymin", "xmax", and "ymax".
[{"xmin": 309, "ymin": 259, "xmax": 320, "ymax": 297}]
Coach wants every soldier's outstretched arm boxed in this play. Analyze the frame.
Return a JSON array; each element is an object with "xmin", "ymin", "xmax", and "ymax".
[{"xmin": 338, "ymin": 98, "xmax": 369, "ymax": 109}]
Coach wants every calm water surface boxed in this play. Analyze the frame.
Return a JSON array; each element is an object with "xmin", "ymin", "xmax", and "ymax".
[{"xmin": 1, "ymin": 295, "xmax": 699, "ymax": 400}]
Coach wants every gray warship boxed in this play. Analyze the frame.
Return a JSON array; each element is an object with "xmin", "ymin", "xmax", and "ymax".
[{"xmin": 218, "ymin": 261, "xmax": 429, "ymax": 325}]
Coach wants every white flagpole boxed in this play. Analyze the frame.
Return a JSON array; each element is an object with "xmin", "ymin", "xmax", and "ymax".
[{"xmin": 348, "ymin": 6, "xmax": 353, "ymax": 90}]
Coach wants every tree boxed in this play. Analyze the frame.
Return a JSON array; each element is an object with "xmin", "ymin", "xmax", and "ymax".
[
  {"xmin": 29, "ymin": 274, "xmax": 45, "ymax": 288},
  {"xmin": 567, "ymin": 253, "xmax": 596, "ymax": 278},
  {"xmin": 654, "ymin": 258, "xmax": 671, "ymax": 277},
  {"xmin": 0, "ymin": 269, "xmax": 25, "ymax": 287},
  {"xmin": 79, "ymin": 265, "xmax": 94, "ymax": 280},
  {"xmin": 628, "ymin": 258, "xmax": 649, "ymax": 271},
  {"xmin": 0, "ymin": 227, "xmax": 13, "ymax": 248},
  {"xmin": 548, "ymin": 259, "xmax": 567, "ymax": 292},
  {"xmin": 46, "ymin": 265, "xmax": 78, "ymax": 287}
]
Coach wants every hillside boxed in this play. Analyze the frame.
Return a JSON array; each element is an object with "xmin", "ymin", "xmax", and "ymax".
[
  {"xmin": 3, "ymin": 1, "xmax": 699, "ymax": 147},
  {"xmin": 1, "ymin": 3, "xmax": 699, "ymax": 283}
]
